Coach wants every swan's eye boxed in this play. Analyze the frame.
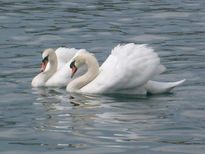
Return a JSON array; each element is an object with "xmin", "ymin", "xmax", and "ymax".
[
  {"xmin": 70, "ymin": 60, "xmax": 76, "ymax": 68},
  {"xmin": 42, "ymin": 55, "xmax": 49, "ymax": 63}
]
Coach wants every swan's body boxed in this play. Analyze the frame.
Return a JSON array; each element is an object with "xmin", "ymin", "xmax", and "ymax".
[
  {"xmin": 66, "ymin": 43, "xmax": 185, "ymax": 94},
  {"xmin": 31, "ymin": 47, "xmax": 87, "ymax": 87}
]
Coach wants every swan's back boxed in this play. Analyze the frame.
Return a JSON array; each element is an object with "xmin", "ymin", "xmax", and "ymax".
[
  {"xmin": 45, "ymin": 47, "xmax": 87, "ymax": 75},
  {"xmin": 81, "ymin": 43, "xmax": 164, "ymax": 93},
  {"xmin": 55, "ymin": 47, "xmax": 87, "ymax": 70}
]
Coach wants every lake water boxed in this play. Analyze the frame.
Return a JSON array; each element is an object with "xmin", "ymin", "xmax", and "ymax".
[{"xmin": 0, "ymin": 0, "xmax": 205, "ymax": 153}]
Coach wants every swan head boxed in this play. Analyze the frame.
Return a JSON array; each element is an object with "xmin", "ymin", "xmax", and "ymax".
[
  {"xmin": 69, "ymin": 53, "xmax": 99, "ymax": 78},
  {"xmin": 70, "ymin": 55, "xmax": 85, "ymax": 78},
  {"xmin": 41, "ymin": 48, "xmax": 55, "ymax": 72}
]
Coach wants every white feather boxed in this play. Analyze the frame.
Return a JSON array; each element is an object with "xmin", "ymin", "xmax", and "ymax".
[
  {"xmin": 46, "ymin": 49, "xmax": 87, "ymax": 87},
  {"xmin": 32, "ymin": 47, "xmax": 87, "ymax": 87},
  {"xmin": 77, "ymin": 43, "xmax": 185, "ymax": 94}
]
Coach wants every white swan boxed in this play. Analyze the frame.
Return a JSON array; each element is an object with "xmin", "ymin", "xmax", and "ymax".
[
  {"xmin": 31, "ymin": 47, "xmax": 87, "ymax": 87},
  {"xmin": 66, "ymin": 43, "xmax": 185, "ymax": 94}
]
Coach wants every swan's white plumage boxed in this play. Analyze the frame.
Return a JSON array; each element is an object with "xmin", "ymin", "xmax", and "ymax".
[
  {"xmin": 67, "ymin": 43, "xmax": 185, "ymax": 94},
  {"xmin": 45, "ymin": 49, "xmax": 87, "ymax": 87},
  {"xmin": 81, "ymin": 44, "xmax": 163, "ymax": 93},
  {"xmin": 145, "ymin": 79, "xmax": 186, "ymax": 94},
  {"xmin": 55, "ymin": 47, "xmax": 86, "ymax": 69},
  {"xmin": 44, "ymin": 47, "xmax": 86, "ymax": 71}
]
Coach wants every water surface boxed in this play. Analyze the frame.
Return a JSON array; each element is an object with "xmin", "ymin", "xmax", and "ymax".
[{"xmin": 0, "ymin": 0, "xmax": 205, "ymax": 153}]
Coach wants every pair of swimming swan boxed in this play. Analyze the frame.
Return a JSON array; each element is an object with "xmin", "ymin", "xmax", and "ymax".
[
  {"xmin": 31, "ymin": 47, "xmax": 87, "ymax": 87},
  {"xmin": 31, "ymin": 43, "xmax": 185, "ymax": 95}
]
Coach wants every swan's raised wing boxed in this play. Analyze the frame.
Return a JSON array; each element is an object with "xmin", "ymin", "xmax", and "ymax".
[
  {"xmin": 55, "ymin": 47, "xmax": 87, "ymax": 70},
  {"xmin": 81, "ymin": 43, "xmax": 165, "ymax": 93}
]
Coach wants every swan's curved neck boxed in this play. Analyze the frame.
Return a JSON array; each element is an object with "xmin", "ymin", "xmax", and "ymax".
[
  {"xmin": 44, "ymin": 53, "xmax": 57, "ymax": 79},
  {"xmin": 31, "ymin": 50, "xmax": 58, "ymax": 87},
  {"xmin": 67, "ymin": 54, "xmax": 99, "ymax": 92}
]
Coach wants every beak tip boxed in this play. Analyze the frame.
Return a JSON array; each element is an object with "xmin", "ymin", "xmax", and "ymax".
[
  {"xmin": 41, "ymin": 61, "xmax": 48, "ymax": 72},
  {"xmin": 71, "ymin": 66, "xmax": 77, "ymax": 78}
]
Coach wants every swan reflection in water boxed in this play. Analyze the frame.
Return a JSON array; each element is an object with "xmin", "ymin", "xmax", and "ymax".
[
  {"xmin": 32, "ymin": 88, "xmax": 105, "ymax": 131},
  {"xmin": 31, "ymin": 88, "xmax": 153, "ymax": 147},
  {"xmin": 32, "ymin": 85, "xmax": 187, "ymax": 152}
]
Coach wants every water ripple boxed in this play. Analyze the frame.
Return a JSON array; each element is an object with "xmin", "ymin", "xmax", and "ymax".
[{"xmin": 0, "ymin": 0, "xmax": 205, "ymax": 153}]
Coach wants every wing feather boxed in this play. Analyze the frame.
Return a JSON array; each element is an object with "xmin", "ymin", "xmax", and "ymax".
[
  {"xmin": 81, "ymin": 43, "xmax": 163, "ymax": 93},
  {"xmin": 55, "ymin": 47, "xmax": 87, "ymax": 70}
]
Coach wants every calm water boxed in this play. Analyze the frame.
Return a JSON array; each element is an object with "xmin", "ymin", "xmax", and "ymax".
[{"xmin": 0, "ymin": 0, "xmax": 205, "ymax": 153}]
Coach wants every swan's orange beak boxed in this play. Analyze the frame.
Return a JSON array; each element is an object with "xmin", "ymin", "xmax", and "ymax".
[
  {"xmin": 41, "ymin": 55, "xmax": 49, "ymax": 72},
  {"xmin": 41, "ymin": 61, "xmax": 48, "ymax": 72},
  {"xmin": 71, "ymin": 66, "xmax": 77, "ymax": 78}
]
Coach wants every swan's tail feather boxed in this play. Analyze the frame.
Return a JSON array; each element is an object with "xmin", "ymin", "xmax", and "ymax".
[{"xmin": 145, "ymin": 79, "xmax": 186, "ymax": 94}]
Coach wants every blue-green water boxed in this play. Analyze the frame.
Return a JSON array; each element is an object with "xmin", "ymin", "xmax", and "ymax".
[{"xmin": 0, "ymin": 0, "xmax": 205, "ymax": 153}]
